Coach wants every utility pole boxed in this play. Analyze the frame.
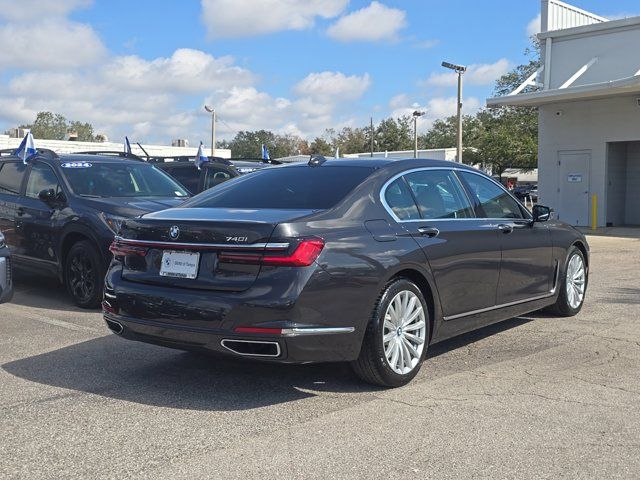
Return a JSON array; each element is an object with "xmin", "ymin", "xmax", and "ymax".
[
  {"xmin": 441, "ymin": 62, "xmax": 467, "ymax": 163},
  {"xmin": 204, "ymin": 105, "xmax": 216, "ymax": 156},
  {"xmin": 370, "ymin": 117, "xmax": 374, "ymax": 157},
  {"xmin": 412, "ymin": 111, "xmax": 424, "ymax": 159}
]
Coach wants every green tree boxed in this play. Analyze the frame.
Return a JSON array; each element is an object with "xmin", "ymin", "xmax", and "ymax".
[
  {"xmin": 376, "ymin": 116, "xmax": 413, "ymax": 152},
  {"xmin": 22, "ymin": 111, "xmax": 96, "ymax": 141},
  {"xmin": 309, "ymin": 136, "xmax": 333, "ymax": 156}
]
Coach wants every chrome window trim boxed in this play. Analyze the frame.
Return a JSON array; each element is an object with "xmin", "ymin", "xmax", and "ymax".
[
  {"xmin": 380, "ymin": 166, "xmax": 533, "ymax": 223},
  {"xmin": 443, "ymin": 261, "xmax": 560, "ymax": 321},
  {"xmin": 113, "ymin": 236, "xmax": 289, "ymax": 251}
]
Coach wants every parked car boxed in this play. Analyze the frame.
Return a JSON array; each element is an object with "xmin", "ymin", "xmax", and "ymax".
[
  {"xmin": 513, "ymin": 183, "xmax": 537, "ymax": 201},
  {"xmin": 0, "ymin": 230, "xmax": 13, "ymax": 303},
  {"xmin": 103, "ymin": 158, "xmax": 589, "ymax": 387},
  {"xmin": 0, "ymin": 149, "xmax": 190, "ymax": 308},
  {"xmin": 155, "ymin": 157, "xmax": 281, "ymax": 195}
]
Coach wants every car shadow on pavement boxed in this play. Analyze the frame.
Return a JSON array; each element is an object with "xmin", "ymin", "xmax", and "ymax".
[
  {"xmin": 10, "ymin": 272, "xmax": 83, "ymax": 312},
  {"xmin": 2, "ymin": 315, "xmax": 537, "ymax": 411}
]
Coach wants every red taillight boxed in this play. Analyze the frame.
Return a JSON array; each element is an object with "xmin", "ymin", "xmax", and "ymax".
[
  {"xmin": 233, "ymin": 327, "xmax": 282, "ymax": 335},
  {"xmin": 109, "ymin": 241, "xmax": 148, "ymax": 258},
  {"xmin": 218, "ymin": 238, "xmax": 324, "ymax": 267}
]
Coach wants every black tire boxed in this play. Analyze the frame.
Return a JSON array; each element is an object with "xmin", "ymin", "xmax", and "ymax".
[
  {"xmin": 64, "ymin": 240, "xmax": 104, "ymax": 309},
  {"xmin": 547, "ymin": 246, "xmax": 587, "ymax": 317},
  {"xmin": 351, "ymin": 278, "xmax": 430, "ymax": 388}
]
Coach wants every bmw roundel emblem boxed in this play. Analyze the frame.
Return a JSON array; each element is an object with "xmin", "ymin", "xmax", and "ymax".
[{"xmin": 169, "ymin": 225, "xmax": 180, "ymax": 240}]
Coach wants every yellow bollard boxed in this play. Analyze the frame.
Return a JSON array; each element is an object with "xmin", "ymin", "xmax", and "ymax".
[{"xmin": 591, "ymin": 194, "xmax": 597, "ymax": 231}]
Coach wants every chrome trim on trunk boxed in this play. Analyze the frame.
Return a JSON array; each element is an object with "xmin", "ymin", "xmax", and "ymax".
[{"xmin": 113, "ymin": 236, "xmax": 289, "ymax": 251}]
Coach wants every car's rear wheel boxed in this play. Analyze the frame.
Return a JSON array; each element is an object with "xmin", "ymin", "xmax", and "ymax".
[
  {"xmin": 548, "ymin": 246, "xmax": 587, "ymax": 317},
  {"xmin": 65, "ymin": 240, "xmax": 103, "ymax": 309},
  {"xmin": 352, "ymin": 278, "xmax": 429, "ymax": 387}
]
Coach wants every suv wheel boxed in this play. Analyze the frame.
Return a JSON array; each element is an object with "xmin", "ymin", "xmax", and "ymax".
[
  {"xmin": 65, "ymin": 240, "xmax": 103, "ymax": 309},
  {"xmin": 352, "ymin": 278, "xmax": 429, "ymax": 387}
]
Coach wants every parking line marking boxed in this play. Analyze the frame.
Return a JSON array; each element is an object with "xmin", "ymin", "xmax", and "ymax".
[{"xmin": 6, "ymin": 305, "xmax": 103, "ymax": 334}]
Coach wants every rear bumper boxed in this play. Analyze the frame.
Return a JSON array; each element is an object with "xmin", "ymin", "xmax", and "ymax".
[{"xmin": 103, "ymin": 312, "xmax": 360, "ymax": 363}]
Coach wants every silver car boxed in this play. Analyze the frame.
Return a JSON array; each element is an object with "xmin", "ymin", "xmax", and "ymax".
[{"xmin": 0, "ymin": 231, "xmax": 13, "ymax": 303}]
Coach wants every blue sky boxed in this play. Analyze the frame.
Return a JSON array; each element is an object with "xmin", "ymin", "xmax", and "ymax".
[{"xmin": 1, "ymin": 0, "xmax": 639, "ymax": 145}]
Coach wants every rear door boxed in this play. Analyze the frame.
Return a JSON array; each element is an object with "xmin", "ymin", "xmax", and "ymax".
[
  {"xmin": 0, "ymin": 161, "xmax": 28, "ymax": 254},
  {"xmin": 383, "ymin": 168, "xmax": 502, "ymax": 319},
  {"xmin": 457, "ymin": 170, "xmax": 554, "ymax": 305}
]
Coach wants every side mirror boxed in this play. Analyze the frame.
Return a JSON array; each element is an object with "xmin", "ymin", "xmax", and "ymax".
[{"xmin": 532, "ymin": 204, "xmax": 551, "ymax": 222}]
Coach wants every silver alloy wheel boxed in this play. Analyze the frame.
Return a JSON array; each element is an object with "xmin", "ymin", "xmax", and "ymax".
[
  {"xmin": 566, "ymin": 253, "xmax": 586, "ymax": 309},
  {"xmin": 382, "ymin": 290, "xmax": 426, "ymax": 375}
]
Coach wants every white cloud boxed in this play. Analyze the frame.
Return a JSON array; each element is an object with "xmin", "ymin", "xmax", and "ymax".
[
  {"xmin": 327, "ymin": 1, "xmax": 407, "ymax": 42},
  {"xmin": 293, "ymin": 71, "xmax": 371, "ymax": 102},
  {"xmin": 0, "ymin": 0, "xmax": 91, "ymax": 21},
  {"xmin": 414, "ymin": 39, "xmax": 440, "ymax": 49},
  {"xmin": 527, "ymin": 13, "xmax": 541, "ymax": 37},
  {"xmin": 201, "ymin": 0, "xmax": 348, "ymax": 38},
  {"xmin": 0, "ymin": 18, "xmax": 106, "ymax": 69},
  {"xmin": 388, "ymin": 95, "xmax": 481, "ymax": 134},
  {"xmin": 422, "ymin": 59, "xmax": 513, "ymax": 87}
]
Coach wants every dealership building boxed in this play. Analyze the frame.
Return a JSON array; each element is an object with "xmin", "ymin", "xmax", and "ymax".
[{"xmin": 488, "ymin": 0, "xmax": 640, "ymax": 227}]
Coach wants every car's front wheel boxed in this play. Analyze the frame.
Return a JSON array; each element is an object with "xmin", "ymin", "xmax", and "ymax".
[
  {"xmin": 64, "ymin": 240, "xmax": 104, "ymax": 309},
  {"xmin": 352, "ymin": 278, "xmax": 429, "ymax": 387},
  {"xmin": 548, "ymin": 246, "xmax": 587, "ymax": 317}
]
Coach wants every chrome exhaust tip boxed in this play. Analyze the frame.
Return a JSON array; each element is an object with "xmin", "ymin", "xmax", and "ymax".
[
  {"xmin": 105, "ymin": 319, "xmax": 124, "ymax": 335},
  {"xmin": 221, "ymin": 339, "xmax": 281, "ymax": 357}
]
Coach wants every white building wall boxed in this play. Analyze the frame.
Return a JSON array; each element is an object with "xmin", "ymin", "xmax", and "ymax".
[
  {"xmin": 0, "ymin": 135, "xmax": 231, "ymax": 159},
  {"xmin": 626, "ymin": 142, "xmax": 640, "ymax": 225},
  {"xmin": 344, "ymin": 148, "xmax": 457, "ymax": 161},
  {"xmin": 538, "ymin": 95, "xmax": 640, "ymax": 226}
]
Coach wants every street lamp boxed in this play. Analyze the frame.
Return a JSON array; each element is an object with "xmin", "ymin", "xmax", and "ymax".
[
  {"xmin": 412, "ymin": 110, "xmax": 424, "ymax": 159},
  {"xmin": 441, "ymin": 61, "xmax": 467, "ymax": 163},
  {"xmin": 204, "ymin": 105, "xmax": 216, "ymax": 157}
]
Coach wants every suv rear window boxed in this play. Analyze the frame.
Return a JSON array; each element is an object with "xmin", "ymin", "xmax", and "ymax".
[
  {"xmin": 0, "ymin": 162, "xmax": 27, "ymax": 195},
  {"xmin": 184, "ymin": 166, "xmax": 374, "ymax": 210}
]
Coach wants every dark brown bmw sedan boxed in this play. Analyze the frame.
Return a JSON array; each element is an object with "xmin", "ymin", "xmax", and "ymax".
[{"xmin": 103, "ymin": 158, "xmax": 588, "ymax": 387}]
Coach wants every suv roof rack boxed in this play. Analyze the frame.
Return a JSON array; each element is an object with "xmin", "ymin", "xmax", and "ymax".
[
  {"xmin": 148, "ymin": 155, "xmax": 233, "ymax": 166},
  {"xmin": 0, "ymin": 148, "xmax": 59, "ymax": 159},
  {"xmin": 230, "ymin": 157, "xmax": 282, "ymax": 165},
  {"xmin": 73, "ymin": 151, "xmax": 145, "ymax": 161}
]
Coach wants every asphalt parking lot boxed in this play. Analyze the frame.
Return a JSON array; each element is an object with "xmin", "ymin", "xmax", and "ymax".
[{"xmin": 1, "ymin": 234, "xmax": 639, "ymax": 479}]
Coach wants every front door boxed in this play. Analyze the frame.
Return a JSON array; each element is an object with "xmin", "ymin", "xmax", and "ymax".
[
  {"xmin": 457, "ymin": 171, "xmax": 554, "ymax": 305},
  {"xmin": 15, "ymin": 161, "xmax": 66, "ymax": 269},
  {"xmin": 383, "ymin": 169, "xmax": 502, "ymax": 319},
  {"xmin": 558, "ymin": 150, "xmax": 591, "ymax": 226}
]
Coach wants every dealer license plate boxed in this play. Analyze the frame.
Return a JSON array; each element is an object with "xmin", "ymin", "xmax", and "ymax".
[{"xmin": 159, "ymin": 251, "xmax": 200, "ymax": 279}]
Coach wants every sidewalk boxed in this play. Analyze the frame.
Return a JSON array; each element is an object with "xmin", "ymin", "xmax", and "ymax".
[{"xmin": 578, "ymin": 226, "xmax": 640, "ymax": 238}]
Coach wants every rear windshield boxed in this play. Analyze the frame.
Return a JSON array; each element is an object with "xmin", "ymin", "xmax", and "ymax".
[
  {"xmin": 61, "ymin": 162, "xmax": 189, "ymax": 198},
  {"xmin": 183, "ymin": 166, "xmax": 374, "ymax": 210}
]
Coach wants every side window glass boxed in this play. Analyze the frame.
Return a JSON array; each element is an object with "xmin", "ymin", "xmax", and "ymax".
[
  {"xmin": 204, "ymin": 167, "xmax": 233, "ymax": 190},
  {"xmin": 26, "ymin": 163, "xmax": 61, "ymax": 199},
  {"xmin": 459, "ymin": 171, "xmax": 524, "ymax": 219},
  {"xmin": 0, "ymin": 162, "xmax": 27, "ymax": 196},
  {"xmin": 384, "ymin": 177, "xmax": 420, "ymax": 221},
  {"xmin": 168, "ymin": 166, "xmax": 199, "ymax": 194},
  {"xmin": 404, "ymin": 170, "xmax": 474, "ymax": 219}
]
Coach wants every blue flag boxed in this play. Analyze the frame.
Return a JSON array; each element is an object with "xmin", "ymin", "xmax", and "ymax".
[
  {"xmin": 14, "ymin": 131, "xmax": 37, "ymax": 164},
  {"xmin": 335, "ymin": 146, "xmax": 340, "ymax": 159},
  {"xmin": 124, "ymin": 136, "xmax": 132, "ymax": 154},
  {"xmin": 195, "ymin": 142, "xmax": 209, "ymax": 170},
  {"xmin": 261, "ymin": 144, "xmax": 270, "ymax": 161}
]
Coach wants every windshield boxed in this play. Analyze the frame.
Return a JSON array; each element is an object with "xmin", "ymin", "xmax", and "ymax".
[
  {"xmin": 183, "ymin": 166, "xmax": 375, "ymax": 210},
  {"xmin": 61, "ymin": 162, "xmax": 189, "ymax": 198}
]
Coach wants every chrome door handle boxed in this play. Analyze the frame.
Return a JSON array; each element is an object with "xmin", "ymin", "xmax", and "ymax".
[
  {"xmin": 418, "ymin": 227, "xmax": 439, "ymax": 238},
  {"xmin": 498, "ymin": 224, "xmax": 514, "ymax": 234}
]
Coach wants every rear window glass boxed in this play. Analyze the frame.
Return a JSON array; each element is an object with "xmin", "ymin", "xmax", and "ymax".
[
  {"xmin": 184, "ymin": 166, "xmax": 374, "ymax": 210},
  {"xmin": 0, "ymin": 162, "xmax": 27, "ymax": 195}
]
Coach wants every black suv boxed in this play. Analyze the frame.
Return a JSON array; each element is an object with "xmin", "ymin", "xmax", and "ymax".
[
  {"xmin": 0, "ymin": 149, "xmax": 189, "ymax": 308},
  {"xmin": 155, "ymin": 157, "xmax": 281, "ymax": 195}
]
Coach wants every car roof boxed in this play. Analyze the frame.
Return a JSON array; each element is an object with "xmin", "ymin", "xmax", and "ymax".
[{"xmin": 279, "ymin": 157, "xmax": 481, "ymax": 171}]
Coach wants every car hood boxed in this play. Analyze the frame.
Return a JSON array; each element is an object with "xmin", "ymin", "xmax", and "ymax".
[{"xmin": 82, "ymin": 197, "xmax": 188, "ymax": 218}]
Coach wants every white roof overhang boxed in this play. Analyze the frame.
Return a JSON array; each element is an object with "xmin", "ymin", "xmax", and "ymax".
[{"xmin": 487, "ymin": 75, "xmax": 640, "ymax": 108}]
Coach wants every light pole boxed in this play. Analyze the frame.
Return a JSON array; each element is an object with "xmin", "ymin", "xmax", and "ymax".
[
  {"xmin": 204, "ymin": 105, "xmax": 216, "ymax": 156},
  {"xmin": 412, "ymin": 110, "xmax": 424, "ymax": 158},
  {"xmin": 441, "ymin": 61, "xmax": 467, "ymax": 163}
]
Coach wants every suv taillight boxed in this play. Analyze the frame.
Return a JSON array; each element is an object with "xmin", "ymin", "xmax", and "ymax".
[{"xmin": 218, "ymin": 238, "xmax": 324, "ymax": 267}]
